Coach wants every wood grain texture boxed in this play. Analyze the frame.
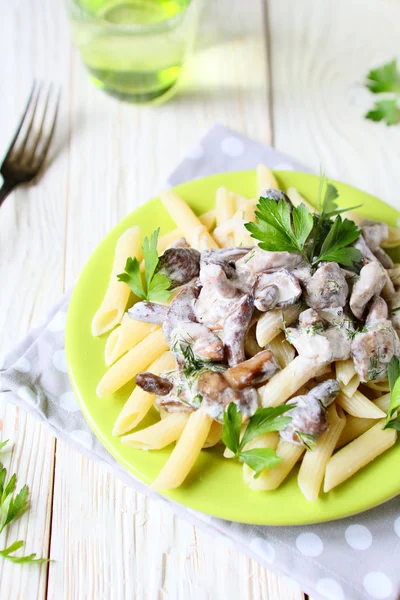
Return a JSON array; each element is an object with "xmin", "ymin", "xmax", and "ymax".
[{"xmin": 0, "ymin": 0, "xmax": 72, "ymax": 596}]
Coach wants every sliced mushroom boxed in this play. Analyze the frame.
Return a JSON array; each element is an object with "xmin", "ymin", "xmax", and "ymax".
[
  {"xmin": 223, "ymin": 349, "xmax": 280, "ymax": 389},
  {"xmin": 349, "ymin": 261, "xmax": 386, "ymax": 320},
  {"xmin": 163, "ymin": 286, "xmax": 199, "ymax": 344},
  {"xmin": 135, "ymin": 372, "xmax": 173, "ymax": 396},
  {"xmin": 236, "ymin": 247, "xmax": 305, "ymax": 281},
  {"xmin": 200, "ymin": 263, "xmax": 242, "ymax": 299},
  {"xmin": 128, "ymin": 301, "xmax": 168, "ymax": 324},
  {"xmin": 299, "ymin": 308, "xmax": 322, "ymax": 329},
  {"xmin": 157, "ymin": 247, "xmax": 200, "ymax": 289},
  {"xmin": 200, "ymin": 247, "xmax": 252, "ymax": 278},
  {"xmin": 354, "ymin": 234, "xmax": 377, "ymax": 264},
  {"xmin": 286, "ymin": 321, "xmax": 351, "ymax": 363},
  {"xmin": 259, "ymin": 188, "xmax": 293, "ymax": 207},
  {"xmin": 389, "ymin": 291, "xmax": 400, "ymax": 334},
  {"xmin": 304, "ymin": 262, "xmax": 348, "ymax": 309},
  {"xmin": 254, "ymin": 284, "xmax": 278, "ymax": 312},
  {"xmin": 351, "ymin": 296, "xmax": 400, "ymax": 382},
  {"xmin": 166, "ymin": 237, "xmax": 189, "ymax": 249},
  {"xmin": 223, "ymin": 294, "xmax": 255, "ymax": 366},
  {"xmin": 196, "ymin": 371, "xmax": 259, "ymax": 419},
  {"xmin": 253, "ymin": 269, "xmax": 301, "ymax": 310},
  {"xmin": 172, "ymin": 322, "xmax": 225, "ymax": 362},
  {"xmin": 360, "ymin": 220, "xmax": 394, "ymax": 268},
  {"xmin": 280, "ymin": 380, "xmax": 340, "ymax": 445}
]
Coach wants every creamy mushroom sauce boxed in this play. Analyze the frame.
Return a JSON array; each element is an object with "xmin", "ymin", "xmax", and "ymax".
[{"xmin": 133, "ymin": 216, "xmax": 400, "ymax": 446}]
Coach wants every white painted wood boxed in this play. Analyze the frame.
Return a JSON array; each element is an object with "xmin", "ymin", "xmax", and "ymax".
[
  {"xmin": 268, "ymin": 0, "xmax": 400, "ymax": 211},
  {"xmin": 0, "ymin": 0, "xmax": 73, "ymax": 596}
]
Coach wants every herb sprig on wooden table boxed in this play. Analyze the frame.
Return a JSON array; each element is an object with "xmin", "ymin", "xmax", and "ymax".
[
  {"xmin": 0, "ymin": 440, "xmax": 49, "ymax": 564},
  {"xmin": 365, "ymin": 59, "xmax": 400, "ymax": 126}
]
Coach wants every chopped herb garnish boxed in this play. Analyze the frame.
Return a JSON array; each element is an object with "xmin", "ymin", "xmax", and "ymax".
[
  {"xmin": 244, "ymin": 249, "xmax": 256, "ymax": 264},
  {"xmin": 295, "ymin": 431, "xmax": 317, "ymax": 451},
  {"xmin": 117, "ymin": 229, "xmax": 171, "ymax": 303},
  {"xmin": 392, "ymin": 307, "xmax": 400, "ymax": 314},
  {"xmin": 222, "ymin": 403, "xmax": 293, "ymax": 477}
]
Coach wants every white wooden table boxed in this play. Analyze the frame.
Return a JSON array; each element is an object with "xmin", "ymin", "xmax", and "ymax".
[{"xmin": 1, "ymin": 0, "xmax": 399, "ymax": 598}]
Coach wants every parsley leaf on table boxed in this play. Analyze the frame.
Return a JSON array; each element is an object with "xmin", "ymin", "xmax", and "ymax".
[
  {"xmin": 364, "ymin": 59, "xmax": 400, "ymax": 126},
  {"xmin": 0, "ymin": 441, "xmax": 49, "ymax": 565},
  {"xmin": 222, "ymin": 403, "xmax": 293, "ymax": 477},
  {"xmin": 117, "ymin": 228, "xmax": 171, "ymax": 303},
  {"xmin": 365, "ymin": 99, "xmax": 400, "ymax": 126},
  {"xmin": 383, "ymin": 357, "xmax": 400, "ymax": 430},
  {"xmin": 0, "ymin": 440, "xmax": 9, "ymax": 451}
]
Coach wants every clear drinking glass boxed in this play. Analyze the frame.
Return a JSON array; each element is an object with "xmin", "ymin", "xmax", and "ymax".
[{"xmin": 67, "ymin": 0, "xmax": 202, "ymax": 103}]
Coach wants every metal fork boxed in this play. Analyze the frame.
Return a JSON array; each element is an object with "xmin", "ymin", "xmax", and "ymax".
[{"xmin": 0, "ymin": 82, "xmax": 60, "ymax": 207}]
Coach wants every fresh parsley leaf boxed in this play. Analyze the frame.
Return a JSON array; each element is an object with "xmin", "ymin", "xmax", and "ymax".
[
  {"xmin": 0, "ymin": 540, "xmax": 49, "ymax": 565},
  {"xmin": 221, "ymin": 403, "xmax": 242, "ymax": 455},
  {"xmin": 322, "ymin": 183, "xmax": 339, "ymax": 216},
  {"xmin": 292, "ymin": 204, "xmax": 314, "ymax": 248},
  {"xmin": 365, "ymin": 59, "xmax": 400, "ymax": 94},
  {"xmin": 314, "ymin": 216, "xmax": 361, "ymax": 266},
  {"xmin": 117, "ymin": 229, "xmax": 171, "ymax": 303},
  {"xmin": 385, "ymin": 415, "xmax": 400, "ymax": 431},
  {"xmin": 245, "ymin": 197, "xmax": 310, "ymax": 258},
  {"xmin": 0, "ymin": 440, "xmax": 9, "ymax": 452},
  {"xmin": 238, "ymin": 448, "xmax": 282, "ymax": 478},
  {"xmin": 2, "ymin": 485, "xmax": 29, "ymax": 532},
  {"xmin": 383, "ymin": 357, "xmax": 400, "ymax": 429},
  {"xmin": 392, "ymin": 306, "xmax": 400, "ymax": 313},
  {"xmin": 117, "ymin": 257, "xmax": 143, "ymax": 298},
  {"xmin": 240, "ymin": 405, "xmax": 293, "ymax": 448},
  {"xmin": 366, "ymin": 99, "xmax": 400, "ymax": 126}
]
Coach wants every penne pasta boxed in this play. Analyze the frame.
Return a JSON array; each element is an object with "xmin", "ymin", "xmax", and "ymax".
[
  {"xmin": 121, "ymin": 412, "xmax": 189, "ymax": 450},
  {"xmin": 92, "ymin": 226, "xmax": 142, "ymax": 336},
  {"xmin": 261, "ymin": 356, "xmax": 320, "ymax": 408},
  {"xmin": 199, "ymin": 208, "xmax": 216, "ymax": 230},
  {"xmin": 97, "ymin": 329, "xmax": 169, "ymax": 398},
  {"xmin": 160, "ymin": 190, "xmax": 218, "ymax": 250},
  {"xmin": 112, "ymin": 351, "xmax": 176, "ymax": 435},
  {"xmin": 152, "ymin": 410, "xmax": 213, "ymax": 490},
  {"xmin": 203, "ymin": 421, "xmax": 223, "ymax": 448},
  {"xmin": 381, "ymin": 227, "xmax": 400, "ymax": 249},
  {"xmin": 156, "ymin": 209, "xmax": 216, "ymax": 254},
  {"xmin": 339, "ymin": 374, "xmax": 360, "ymax": 398},
  {"xmin": 256, "ymin": 304, "xmax": 301, "ymax": 347},
  {"xmin": 248, "ymin": 440, "xmax": 304, "ymax": 491},
  {"xmin": 365, "ymin": 380, "xmax": 391, "ymax": 393},
  {"xmin": 266, "ymin": 332, "xmax": 295, "ymax": 369},
  {"xmin": 298, "ymin": 404, "xmax": 346, "ymax": 501},
  {"xmin": 335, "ymin": 359, "xmax": 356, "ymax": 386},
  {"xmin": 256, "ymin": 164, "xmax": 279, "ymax": 196},
  {"xmin": 336, "ymin": 393, "xmax": 391, "ymax": 448},
  {"xmin": 286, "ymin": 187, "xmax": 315, "ymax": 213},
  {"xmin": 324, "ymin": 421, "xmax": 397, "ymax": 493},
  {"xmin": 105, "ymin": 315, "xmax": 159, "ymax": 366},
  {"xmin": 336, "ymin": 390, "xmax": 386, "ymax": 419},
  {"xmin": 215, "ymin": 187, "xmax": 236, "ymax": 227},
  {"xmin": 242, "ymin": 432, "xmax": 280, "ymax": 485}
]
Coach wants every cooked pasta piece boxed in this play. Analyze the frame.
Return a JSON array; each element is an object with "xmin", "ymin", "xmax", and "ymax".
[
  {"xmin": 216, "ymin": 186, "xmax": 236, "ymax": 227},
  {"xmin": 365, "ymin": 380, "xmax": 391, "ymax": 393},
  {"xmin": 256, "ymin": 304, "xmax": 301, "ymax": 347},
  {"xmin": 261, "ymin": 356, "xmax": 320, "ymax": 408},
  {"xmin": 160, "ymin": 190, "xmax": 218, "ymax": 250},
  {"xmin": 256, "ymin": 164, "xmax": 279, "ymax": 196},
  {"xmin": 112, "ymin": 351, "xmax": 176, "ymax": 435},
  {"xmin": 203, "ymin": 421, "xmax": 223, "ymax": 448},
  {"xmin": 324, "ymin": 421, "xmax": 397, "ymax": 492},
  {"xmin": 121, "ymin": 413, "xmax": 189, "ymax": 450},
  {"xmin": 152, "ymin": 410, "xmax": 213, "ymax": 490},
  {"xmin": 97, "ymin": 329, "xmax": 169, "ymax": 398},
  {"xmin": 248, "ymin": 440, "xmax": 304, "ymax": 491},
  {"xmin": 156, "ymin": 210, "xmax": 216, "ymax": 254},
  {"xmin": 286, "ymin": 187, "xmax": 315, "ymax": 212},
  {"xmin": 336, "ymin": 359, "xmax": 356, "ymax": 386},
  {"xmin": 235, "ymin": 196, "xmax": 257, "ymax": 222},
  {"xmin": 105, "ymin": 315, "xmax": 159, "ymax": 365},
  {"xmin": 336, "ymin": 390, "xmax": 386, "ymax": 419},
  {"xmin": 199, "ymin": 208, "xmax": 216, "ymax": 230},
  {"xmin": 336, "ymin": 393, "xmax": 391, "ymax": 448},
  {"xmin": 242, "ymin": 432, "xmax": 280, "ymax": 485},
  {"xmin": 266, "ymin": 332, "xmax": 295, "ymax": 369},
  {"xmin": 339, "ymin": 374, "xmax": 360, "ymax": 398},
  {"xmin": 381, "ymin": 226, "xmax": 400, "ymax": 249},
  {"xmin": 298, "ymin": 404, "xmax": 346, "ymax": 501},
  {"xmin": 92, "ymin": 226, "xmax": 142, "ymax": 336}
]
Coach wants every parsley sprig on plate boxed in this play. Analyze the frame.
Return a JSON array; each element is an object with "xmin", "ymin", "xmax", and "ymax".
[
  {"xmin": 117, "ymin": 228, "xmax": 171, "ymax": 303},
  {"xmin": 0, "ymin": 441, "xmax": 49, "ymax": 565},
  {"xmin": 365, "ymin": 59, "xmax": 400, "ymax": 126},
  {"xmin": 222, "ymin": 403, "xmax": 293, "ymax": 477},
  {"xmin": 383, "ymin": 357, "xmax": 400, "ymax": 431},
  {"xmin": 245, "ymin": 175, "xmax": 362, "ymax": 268}
]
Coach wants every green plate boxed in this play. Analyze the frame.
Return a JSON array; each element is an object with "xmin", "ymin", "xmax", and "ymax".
[{"xmin": 66, "ymin": 170, "xmax": 400, "ymax": 525}]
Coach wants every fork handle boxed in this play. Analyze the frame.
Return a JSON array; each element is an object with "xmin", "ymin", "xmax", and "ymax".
[{"xmin": 0, "ymin": 180, "xmax": 17, "ymax": 207}]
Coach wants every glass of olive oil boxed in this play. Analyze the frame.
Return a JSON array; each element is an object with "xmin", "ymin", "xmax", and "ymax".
[{"xmin": 67, "ymin": 0, "xmax": 201, "ymax": 103}]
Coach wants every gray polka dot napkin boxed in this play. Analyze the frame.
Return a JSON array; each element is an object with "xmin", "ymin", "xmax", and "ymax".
[{"xmin": 1, "ymin": 124, "xmax": 399, "ymax": 600}]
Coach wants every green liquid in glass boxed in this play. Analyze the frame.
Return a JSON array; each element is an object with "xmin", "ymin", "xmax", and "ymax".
[{"xmin": 70, "ymin": 0, "xmax": 194, "ymax": 102}]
